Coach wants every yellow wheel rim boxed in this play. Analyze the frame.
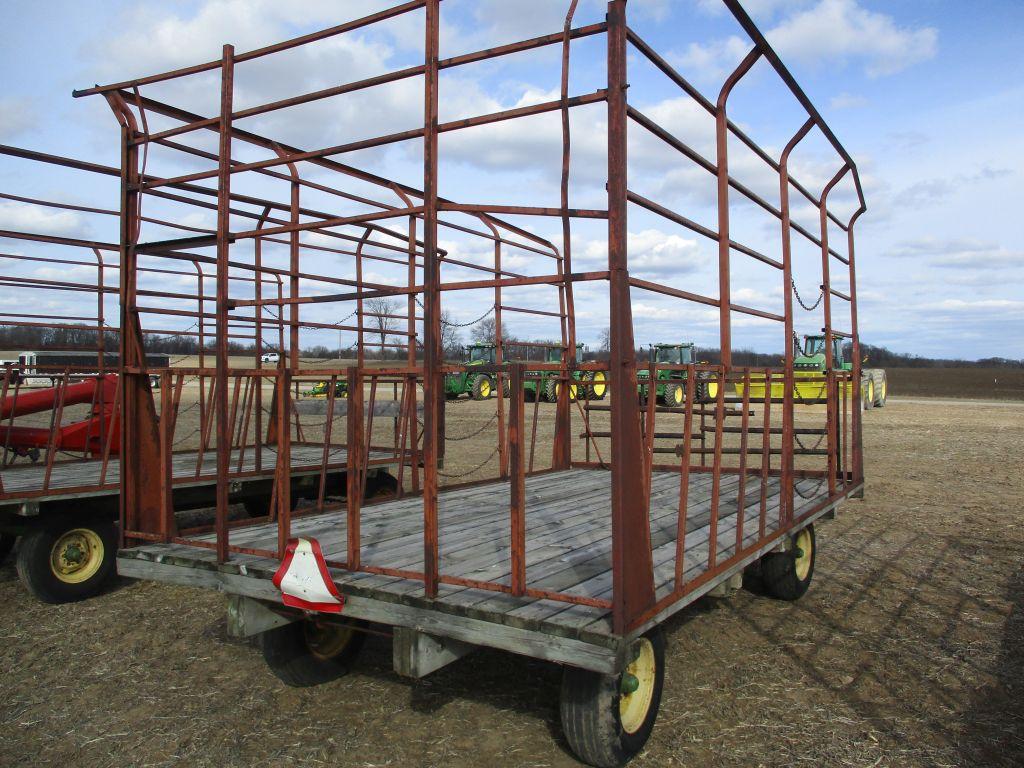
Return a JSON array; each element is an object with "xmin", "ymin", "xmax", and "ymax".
[
  {"xmin": 708, "ymin": 381, "xmax": 719, "ymax": 399},
  {"xmin": 881, "ymin": 380, "xmax": 887, "ymax": 400},
  {"xmin": 868, "ymin": 380, "xmax": 874, "ymax": 403},
  {"xmin": 556, "ymin": 382, "xmax": 578, "ymax": 400},
  {"xmin": 794, "ymin": 528, "xmax": 813, "ymax": 581},
  {"xmin": 620, "ymin": 638, "xmax": 656, "ymax": 735},
  {"xmin": 591, "ymin": 371, "xmax": 607, "ymax": 398},
  {"xmin": 480, "ymin": 378, "xmax": 491, "ymax": 398},
  {"xmin": 304, "ymin": 620, "xmax": 355, "ymax": 662},
  {"xmin": 673, "ymin": 385, "xmax": 683, "ymax": 405},
  {"xmin": 49, "ymin": 528, "xmax": 104, "ymax": 584}
]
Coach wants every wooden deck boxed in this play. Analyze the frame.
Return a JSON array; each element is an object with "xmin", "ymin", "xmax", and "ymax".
[
  {"xmin": 118, "ymin": 467, "xmax": 850, "ymax": 667},
  {"xmin": 0, "ymin": 444, "xmax": 391, "ymax": 502}
]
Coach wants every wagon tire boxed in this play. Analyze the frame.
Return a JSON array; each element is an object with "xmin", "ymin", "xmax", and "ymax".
[
  {"xmin": 761, "ymin": 525, "xmax": 815, "ymax": 601},
  {"xmin": 15, "ymin": 516, "xmax": 117, "ymax": 604},
  {"xmin": 560, "ymin": 627, "xmax": 665, "ymax": 768},
  {"xmin": 367, "ymin": 471, "xmax": 399, "ymax": 499},
  {"xmin": 0, "ymin": 533, "xmax": 16, "ymax": 565},
  {"xmin": 261, "ymin": 618, "xmax": 366, "ymax": 687}
]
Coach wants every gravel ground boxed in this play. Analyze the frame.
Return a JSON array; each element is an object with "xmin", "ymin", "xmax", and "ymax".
[{"xmin": 0, "ymin": 396, "xmax": 1021, "ymax": 767}]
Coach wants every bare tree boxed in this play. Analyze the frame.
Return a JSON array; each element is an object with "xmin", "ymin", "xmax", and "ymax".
[
  {"xmin": 439, "ymin": 311, "xmax": 463, "ymax": 359},
  {"xmin": 470, "ymin": 315, "xmax": 511, "ymax": 345},
  {"xmin": 598, "ymin": 327, "xmax": 610, "ymax": 356},
  {"xmin": 365, "ymin": 297, "xmax": 399, "ymax": 357}
]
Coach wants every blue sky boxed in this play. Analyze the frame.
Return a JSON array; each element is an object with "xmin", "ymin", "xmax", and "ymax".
[{"xmin": 1, "ymin": 0, "xmax": 1021, "ymax": 360}]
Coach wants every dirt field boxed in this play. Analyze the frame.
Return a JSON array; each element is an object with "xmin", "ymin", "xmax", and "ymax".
[
  {"xmin": 1, "ymin": 396, "xmax": 1022, "ymax": 767},
  {"xmin": 887, "ymin": 367, "xmax": 1024, "ymax": 400}
]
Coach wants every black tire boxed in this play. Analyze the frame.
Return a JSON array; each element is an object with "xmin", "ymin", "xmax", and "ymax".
[
  {"xmin": 561, "ymin": 627, "xmax": 665, "ymax": 768},
  {"xmin": 261, "ymin": 618, "xmax": 366, "ymax": 687},
  {"xmin": 586, "ymin": 370, "xmax": 608, "ymax": 401},
  {"xmin": 15, "ymin": 516, "xmax": 118, "ymax": 604},
  {"xmin": 0, "ymin": 533, "xmax": 16, "ymax": 565},
  {"xmin": 761, "ymin": 524, "xmax": 816, "ymax": 601},
  {"xmin": 367, "ymin": 471, "xmax": 399, "ymax": 499},
  {"xmin": 663, "ymin": 382, "xmax": 685, "ymax": 408},
  {"xmin": 862, "ymin": 378, "xmax": 874, "ymax": 410},
  {"xmin": 470, "ymin": 374, "xmax": 492, "ymax": 401},
  {"xmin": 544, "ymin": 377, "xmax": 559, "ymax": 403},
  {"xmin": 872, "ymin": 369, "xmax": 887, "ymax": 407}
]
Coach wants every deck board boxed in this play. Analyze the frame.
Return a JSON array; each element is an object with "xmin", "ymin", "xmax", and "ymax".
[
  {"xmin": 120, "ymin": 467, "xmax": 842, "ymax": 641},
  {"xmin": 0, "ymin": 445, "xmax": 395, "ymax": 500}
]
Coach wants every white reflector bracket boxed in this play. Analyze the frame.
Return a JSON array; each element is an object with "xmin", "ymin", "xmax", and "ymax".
[{"xmin": 272, "ymin": 537, "xmax": 345, "ymax": 613}]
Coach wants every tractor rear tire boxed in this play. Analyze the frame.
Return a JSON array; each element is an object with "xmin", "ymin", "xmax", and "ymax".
[
  {"xmin": 663, "ymin": 382, "xmax": 685, "ymax": 407},
  {"xmin": 366, "ymin": 471, "xmax": 399, "ymax": 499},
  {"xmin": 871, "ymin": 369, "xmax": 887, "ymax": 407},
  {"xmin": 585, "ymin": 370, "xmax": 608, "ymax": 400},
  {"xmin": 560, "ymin": 627, "xmax": 665, "ymax": 768},
  {"xmin": 471, "ymin": 375, "xmax": 492, "ymax": 401},
  {"xmin": 16, "ymin": 515, "xmax": 118, "ymax": 604},
  {"xmin": 261, "ymin": 618, "xmax": 366, "ymax": 687},
  {"xmin": 863, "ymin": 378, "xmax": 875, "ymax": 410},
  {"xmin": 544, "ymin": 378, "xmax": 559, "ymax": 403},
  {"xmin": 0, "ymin": 533, "xmax": 16, "ymax": 565},
  {"xmin": 761, "ymin": 525, "xmax": 815, "ymax": 601}
]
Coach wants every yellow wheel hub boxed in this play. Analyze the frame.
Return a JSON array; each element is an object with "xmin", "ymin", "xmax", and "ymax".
[
  {"xmin": 590, "ymin": 371, "xmax": 607, "ymax": 398},
  {"xmin": 49, "ymin": 528, "xmax": 104, "ymax": 584},
  {"xmin": 881, "ymin": 380, "xmax": 887, "ymax": 400},
  {"xmin": 480, "ymin": 378, "xmax": 491, "ymax": 397},
  {"xmin": 304, "ymin": 620, "xmax": 355, "ymax": 661},
  {"xmin": 794, "ymin": 528, "xmax": 813, "ymax": 581},
  {"xmin": 673, "ymin": 385, "xmax": 683, "ymax": 405},
  {"xmin": 556, "ymin": 381, "xmax": 578, "ymax": 400},
  {"xmin": 619, "ymin": 638, "xmax": 656, "ymax": 735},
  {"xmin": 707, "ymin": 381, "xmax": 719, "ymax": 399},
  {"xmin": 868, "ymin": 380, "xmax": 874, "ymax": 403}
]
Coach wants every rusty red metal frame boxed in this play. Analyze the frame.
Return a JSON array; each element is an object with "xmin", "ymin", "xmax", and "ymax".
[{"xmin": 74, "ymin": 0, "xmax": 867, "ymax": 635}]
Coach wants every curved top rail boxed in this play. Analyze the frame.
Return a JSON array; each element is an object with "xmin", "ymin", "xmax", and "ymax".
[{"xmin": 721, "ymin": 0, "xmax": 866, "ymax": 223}]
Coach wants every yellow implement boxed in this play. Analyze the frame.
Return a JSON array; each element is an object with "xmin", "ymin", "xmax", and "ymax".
[{"xmin": 734, "ymin": 372, "xmax": 856, "ymax": 401}]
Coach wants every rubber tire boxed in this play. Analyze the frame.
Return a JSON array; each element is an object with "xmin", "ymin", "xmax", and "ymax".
[
  {"xmin": 863, "ymin": 378, "xmax": 874, "ymax": 411},
  {"xmin": 261, "ymin": 618, "xmax": 366, "ymax": 687},
  {"xmin": 586, "ymin": 371, "xmax": 608, "ymax": 401},
  {"xmin": 544, "ymin": 377, "xmax": 559, "ymax": 403},
  {"xmin": 0, "ymin": 533, "xmax": 16, "ymax": 565},
  {"xmin": 471, "ymin": 375, "xmax": 492, "ymax": 401},
  {"xmin": 872, "ymin": 369, "xmax": 887, "ymax": 407},
  {"xmin": 367, "ymin": 471, "xmax": 399, "ymax": 499},
  {"xmin": 560, "ymin": 627, "xmax": 666, "ymax": 768},
  {"xmin": 15, "ymin": 516, "xmax": 118, "ymax": 604},
  {"xmin": 663, "ymin": 382, "xmax": 685, "ymax": 407},
  {"xmin": 761, "ymin": 525, "xmax": 816, "ymax": 601}
]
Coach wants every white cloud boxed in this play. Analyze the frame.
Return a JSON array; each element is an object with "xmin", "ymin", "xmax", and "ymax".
[
  {"xmin": 577, "ymin": 228, "xmax": 705, "ymax": 278},
  {"xmin": 767, "ymin": 0, "xmax": 938, "ymax": 78},
  {"xmin": 830, "ymin": 92, "xmax": 868, "ymax": 110},
  {"xmin": 0, "ymin": 202, "xmax": 85, "ymax": 237},
  {"xmin": 891, "ymin": 238, "xmax": 1023, "ymax": 271},
  {"xmin": 671, "ymin": 35, "xmax": 751, "ymax": 82}
]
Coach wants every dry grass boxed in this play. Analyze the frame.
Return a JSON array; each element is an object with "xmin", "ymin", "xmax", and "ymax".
[{"xmin": 0, "ymin": 399, "xmax": 1022, "ymax": 767}]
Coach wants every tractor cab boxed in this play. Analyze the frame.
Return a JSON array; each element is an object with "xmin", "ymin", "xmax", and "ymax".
[
  {"xmin": 543, "ymin": 343, "xmax": 585, "ymax": 363},
  {"xmin": 796, "ymin": 334, "xmax": 850, "ymax": 371},
  {"xmin": 649, "ymin": 343, "xmax": 694, "ymax": 366},
  {"xmin": 466, "ymin": 343, "xmax": 497, "ymax": 366}
]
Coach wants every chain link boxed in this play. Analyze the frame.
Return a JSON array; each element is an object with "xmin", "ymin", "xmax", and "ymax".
[
  {"xmin": 443, "ymin": 411, "xmax": 499, "ymax": 442},
  {"xmin": 414, "ymin": 296, "xmax": 495, "ymax": 328},
  {"xmin": 437, "ymin": 445, "xmax": 500, "ymax": 479},
  {"xmin": 791, "ymin": 279, "xmax": 823, "ymax": 311}
]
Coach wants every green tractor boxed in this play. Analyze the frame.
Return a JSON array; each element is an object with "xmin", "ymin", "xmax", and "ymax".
[
  {"xmin": 304, "ymin": 379, "xmax": 348, "ymax": 399},
  {"xmin": 523, "ymin": 343, "xmax": 606, "ymax": 402},
  {"xmin": 637, "ymin": 343, "xmax": 718, "ymax": 406},
  {"xmin": 444, "ymin": 343, "xmax": 498, "ymax": 400},
  {"xmin": 735, "ymin": 333, "xmax": 887, "ymax": 409}
]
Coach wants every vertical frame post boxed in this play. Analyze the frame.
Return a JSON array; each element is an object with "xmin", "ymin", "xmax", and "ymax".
[
  {"xmin": 508, "ymin": 363, "xmax": 526, "ymax": 596},
  {"xmin": 214, "ymin": 44, "xmax": 235, "ymax": 563},
  {"xmin": 607, "ymin": 0, "xmax": 655, "ymax": 634}
]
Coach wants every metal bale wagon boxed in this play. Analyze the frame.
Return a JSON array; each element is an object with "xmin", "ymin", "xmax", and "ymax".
[
  {"xmin": 74, "ymin": 1, "xmax": 868, "ymax": 765},
  {"xmin": 0, "ymin": 146, "xmax": 414, "ymax": 603}
]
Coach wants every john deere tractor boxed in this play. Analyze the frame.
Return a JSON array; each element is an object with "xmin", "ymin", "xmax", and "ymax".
[
  {"xmin": 304, "ymin": 379, "xmax": 348, "ymax": 398},
  {"xmin": 522, "ymin": 344, "xmax": 606, "ymax": 402},
  {"xmin": 636, "ymin": 343, "xmax": 718, "ymax": 406},
  {"xmin": 444, "ymin": 343, "xmax": 497, "ymax": 400},
  {"xmin": 736, "ymin": 333, "xmax": 887, "ymax": 409}
]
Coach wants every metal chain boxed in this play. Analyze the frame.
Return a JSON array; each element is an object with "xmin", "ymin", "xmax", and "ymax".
[
  {"xmin": 414, "ymin": 296, "xmax": 495, "ymax": 328},
  {"xmin": 442, "ymin": 411, "xmax": 499, "ymax": 442},
  {"xmin": 794, "ymin": 476, "xmax": 828, "ymax": 499},
  {"xmin": 791, "ymin": 279, "xmax": 823, "ymax": 311},
  {"xmin": 437, "ymin": 445, "xmax": 500, "ymax": 479},
  {"xmin": 793, "ymin": 429, "xmax": 827, "ymax": 452}
]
